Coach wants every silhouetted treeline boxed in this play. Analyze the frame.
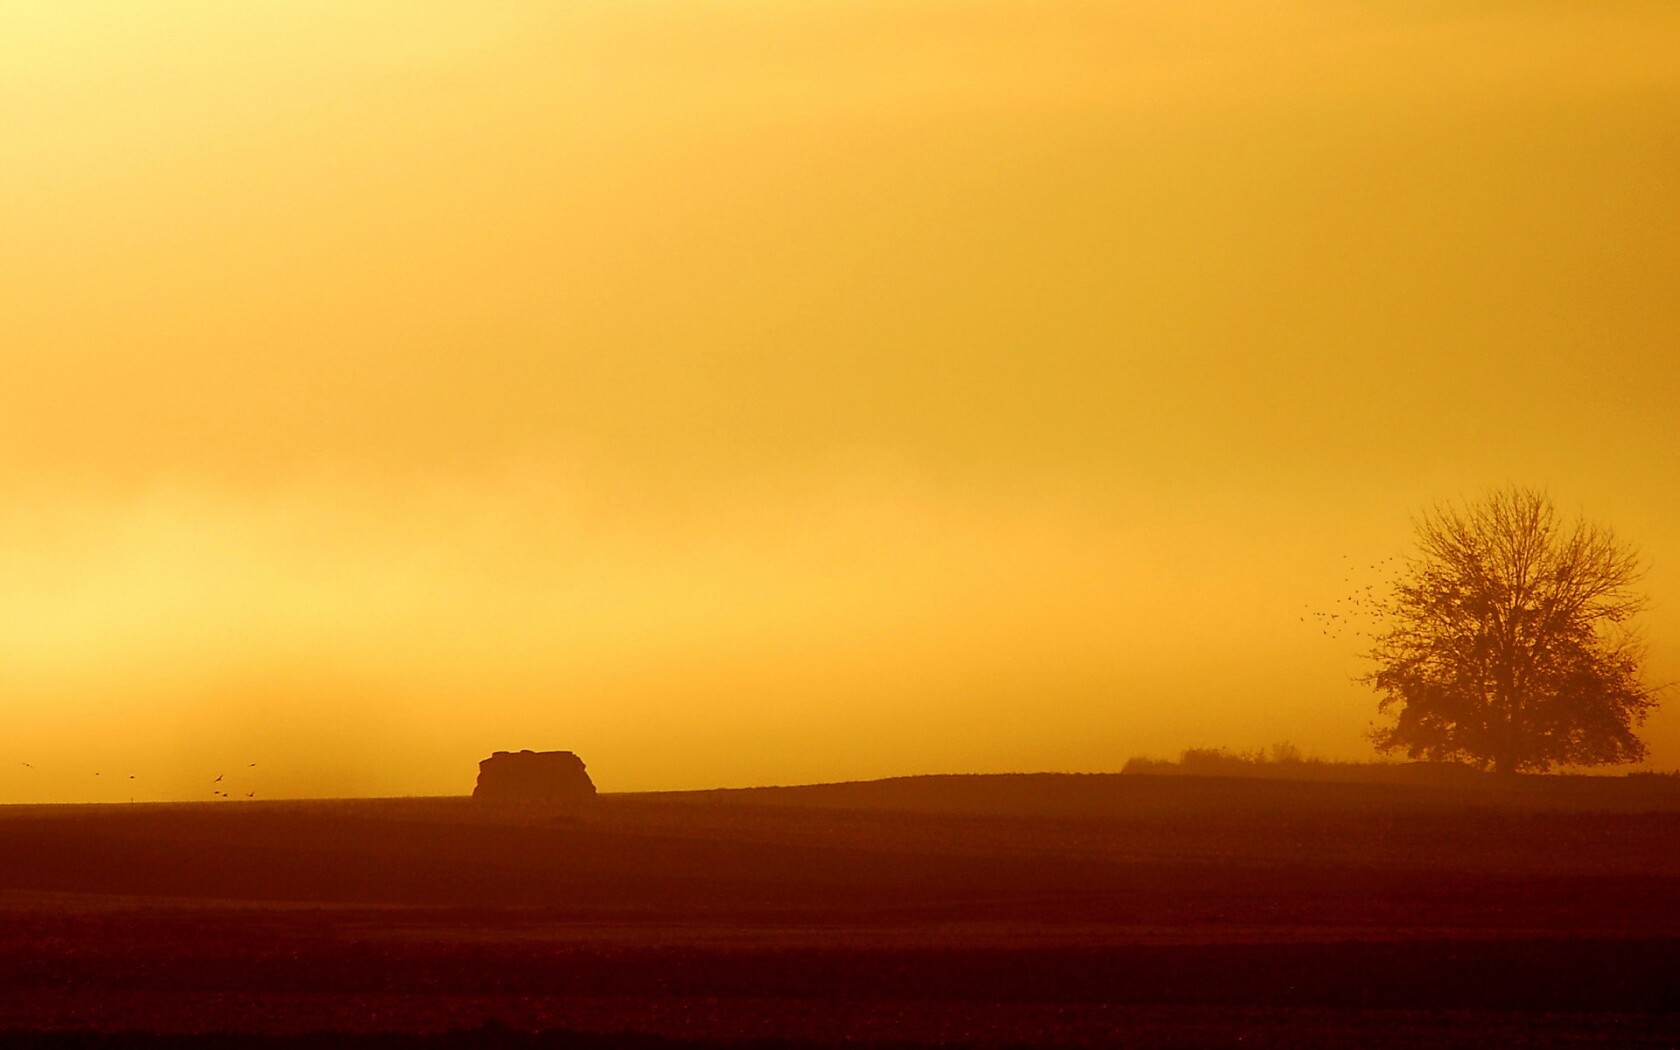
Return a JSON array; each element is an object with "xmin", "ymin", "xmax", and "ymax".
[{"xmin": 1121, "ymin": 746, "xmax": 1680, "ymax": 785}]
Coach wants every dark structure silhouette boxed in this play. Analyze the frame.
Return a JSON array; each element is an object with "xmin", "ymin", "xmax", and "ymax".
[
  {"xmin": 473, "ymin": 749, "xmax": 596, "ymax": 803},
  {"xmin": 1363, "ymin": 487, "xmax": 1662, "ymax": 773}
]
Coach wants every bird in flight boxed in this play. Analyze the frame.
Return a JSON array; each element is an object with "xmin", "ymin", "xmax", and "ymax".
[
  {"xmin": 20, "ymin": 763, "xmax": 31, "ymax": 770},
  {"xmin": 246, "ymin": 790, "xmax": 255, "ymax": 799},
  {"xmin": 212, "ymin": 773, "xmax": 224, "ymax": 784}
]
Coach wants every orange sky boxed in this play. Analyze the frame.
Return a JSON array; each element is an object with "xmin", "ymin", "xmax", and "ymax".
[{"xmin": 4, "ymin": 1, "xmax": 1679, "ymax": 802}]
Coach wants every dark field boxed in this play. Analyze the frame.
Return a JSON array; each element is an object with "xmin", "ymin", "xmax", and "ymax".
[{"xmin": 3, "ymin": 773, "xmax": 1680, "ymax": 1048}]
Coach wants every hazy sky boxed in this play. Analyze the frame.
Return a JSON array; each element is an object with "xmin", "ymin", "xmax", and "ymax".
[{"xmin": 4, "ymin": 1, "xmax": 1679, "ymax": 802}]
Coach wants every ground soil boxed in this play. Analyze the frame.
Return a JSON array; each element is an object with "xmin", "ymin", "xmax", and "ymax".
[{"xmin": 2, "ymin": 773, "xmax": 1678, "ymax": 1047}]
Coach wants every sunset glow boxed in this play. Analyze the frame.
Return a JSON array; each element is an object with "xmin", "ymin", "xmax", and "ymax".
[{"xmin": 4, "ymin": 1, "xmax": 1678, "ymax": 801}]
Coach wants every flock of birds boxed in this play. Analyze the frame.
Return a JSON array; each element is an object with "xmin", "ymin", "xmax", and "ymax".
[
  {"xmin": 1301, "ymin": 554, "xmax": 1402, "ymax": 642},
  {"xmin": 16, "ymin": 761, "xmax": 261, "ymax": 801},
  {"xmin": 209, "ymin": 766, "xmax": 261, "ymax": 799}
]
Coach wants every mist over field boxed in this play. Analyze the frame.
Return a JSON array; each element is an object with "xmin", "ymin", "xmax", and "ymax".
[{"xmin": 4, "ymin": 2, "xmax": 1678, "ymax": 800}]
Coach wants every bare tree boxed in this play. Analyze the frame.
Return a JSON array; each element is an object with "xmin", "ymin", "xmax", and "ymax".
[{"xmin": 1363, "ymin": 488, "xmax": 1663, "ymax": 773}]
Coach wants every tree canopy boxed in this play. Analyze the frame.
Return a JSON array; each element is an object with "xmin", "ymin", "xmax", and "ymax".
[{"xmin": 1363, "ymin": 488, "xmax": 1663, "ymax": 773}]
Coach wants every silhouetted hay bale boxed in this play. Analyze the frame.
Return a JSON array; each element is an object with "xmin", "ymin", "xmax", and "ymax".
[{"xmin": 473, "ymin": 750, "xmax": 596, "ymax": 804}]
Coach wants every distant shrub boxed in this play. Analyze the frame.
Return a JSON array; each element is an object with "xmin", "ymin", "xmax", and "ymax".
[
  {"xmin": 1124, "ymin": 744, "xmax": 1321, "ymax": 777},
  {"xmin": 1120, "ymin": 756, "xmax": 1165, "ymax": 775},
  {"xmin": 1268, "ymin": 741, "xmax": 1305, "ymax": 764},
  {"xmin": 1120, "ymin": 744, "xmax": 1480, "ymax": 784},
  {"xmin": 1176, "ymin": 744, "xmax": 1319, "ymax": 775}
]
